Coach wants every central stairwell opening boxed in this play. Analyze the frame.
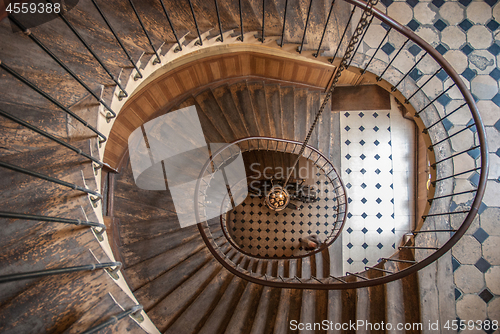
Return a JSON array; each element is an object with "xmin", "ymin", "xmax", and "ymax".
[{"xmin": 0, "ymin": 0, "xmax": 489, "ymax": 332}]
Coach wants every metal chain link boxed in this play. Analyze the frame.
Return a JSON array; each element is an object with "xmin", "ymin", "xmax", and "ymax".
[{"xmin": 284, "ymin": 0, "xmax": 379, "ymax": 187}]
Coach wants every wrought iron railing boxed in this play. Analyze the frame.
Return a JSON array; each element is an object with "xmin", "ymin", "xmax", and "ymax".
[
  {"xmin": 191, "ymin": 0, "xmax": 488, "ymax": 289},
  {"xmin": 0, "ymin": 0, "xmax": 488, "ymax": 303},
  {"xmin": 203, "ymin": 137, "xmax": 347, "ymax": 259},
  {"xmin": 81, "ymin": 305, "xmax": 144, "ymax": 334}
]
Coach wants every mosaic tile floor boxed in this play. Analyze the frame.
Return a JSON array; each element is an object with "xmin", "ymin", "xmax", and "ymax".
[
  {"xmin": 340, "ymin": 97, "xmax": 415, "ymax": 273},
  {"xmin": 226, "ymin": 159, "xmax": 339, "ymax": 258}
]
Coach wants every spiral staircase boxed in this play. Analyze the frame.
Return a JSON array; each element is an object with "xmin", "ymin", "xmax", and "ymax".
[{"xmin": 0, "ymin": 0, "xmax": 489, "ymax": 333}]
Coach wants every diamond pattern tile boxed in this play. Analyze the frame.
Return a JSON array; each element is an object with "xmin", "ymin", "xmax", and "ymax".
[
  {"xmin": 479, "ymin": 289, "xmax": 494, "ymax": 303},
  {"xmin": 489, "ymin": 68, "xmax": 500, "ymax": 81},
  {"xmin": 474, "ymin": 257, "xmax": 491, "ymax": 273},
  {"xmin": 485, "ymin": 0, "xmax": 498, "ymax": 6},
  {"xmin": 486, "ymin": 19, "xmax": 500, "ymax": 31},
  {"xmin": 460, "ymin": 43, "xmax": 474, "ymax": 56},
  {"xmin": 458, "ymin": 19, "xmax": 473, "ymax": 32},
  {"xmin": 452, "ymin": 256, "xmax": 461, "ymax": 272},
  {"xmin": 435, "ymin": 44, "xmax": 448, "ymax": 55},
  {"xmin": 493, "ymin": 93, "xmax": 500, "ymax": 107},
  {"xmin": 381, "ymin": 42, "xmax": 396, "ymax": 56},
  {"xmin": 432, "ymin": 0, "xmax": 445, "ymax": 7},
  {"xmin": 461, "ymin": 68, "xmax": 477, "ymax": 81},
  {"xmin": 406, "ymin": 0, "xmax": 418, "ymax": 8},
  {"xmin": 433, "ymin": 19, "xmax": 448, "ymax": 31},
  {"xmin": 473, "ymin": 227, "xmax": 489, "ymax": 243},
  {"xmin": 408, "ymin": 44, "xmax": 422, "ymax": 57},
  {"xmin": 407, "ymin": 19, "xmax": 421, "ymax": 31},
  {"xmin": 487, "ymin": 43, "xmax": 500, "ymax": 56},
  {"xmin": 409, "ymin": 68, "xmax": 423, "ymax": 81}
]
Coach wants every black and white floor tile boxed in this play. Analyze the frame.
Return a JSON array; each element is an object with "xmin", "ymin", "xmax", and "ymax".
[
  {"xmin": 340, "ymin": 97, "xmax": 415, "ymax": 273},
  {"xmin": 227, "ymin": 162, "xmax": 338, "ymax": 258}
]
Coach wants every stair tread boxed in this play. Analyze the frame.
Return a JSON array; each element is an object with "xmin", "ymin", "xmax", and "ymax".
[
  {"xmin": 198, "ymin": 275, "xmax": 247, "ymax": 334},
  {"xmin": 247, "ymin": 81, "xmax": 273, "ymax": 137},
  {"xmin": 62, "ymin": 292, "xmax": 144, "ymax": 334},
  {"xmin": 264, "ymin": 84, "xmax": 282, "ymax": 138},
  {"xmin": 180, "ymin": 97, "xmax": 227, "ymax": 144},
  {"xmin": 146, "ymin": 258, "xmax": 223, "ymax": 332},
  {"xmin": 120, "ymin": 225, "xmax": 200, "ymax": 267},
  {"xmin": 213, "ymin": 84, "xmax": 250, "ymax": 139},
  {"xmin": 195, "ymin": 90, "xmax": 236, "ymax": 143},
  {"xmin": 125, "ymin": 239, "xmax": 208, "ymax": 292},
  {"xmin": 0, "ymin": 251, "xmax": 127, "ymax": 334},
  {"xmin": 0, "ymin": 193, "xmax": 99, "ymax": 253},
  {"xmin": 228, "ymin": 81, "xmax": 261, "ymax": 137},
  {"xmin": 165, "ymin": 268, "xmax": 234, "ymax": 334},
  {"xmin": 280, "ymin": 86, "xmax": 295, "ymax": 141},
  {"xmin": 223, "ymin": 281, "xmax": 264, "ymax": 334},
  {"xmin": 294, "ymin": 88, "xmax": 309, "ymax": 143}
]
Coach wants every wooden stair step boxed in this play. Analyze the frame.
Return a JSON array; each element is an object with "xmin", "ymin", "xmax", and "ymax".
[
  {"xmin": 249, "ymin": 262, "xmax": 281, "ymax": 334},
  {"xmin": 294, "ymin": 88, "xmax": 309, "ymax": 143},
  {"xmin": 223, "ymin": 279, "xmax": 264, "ymax": 333},
  {"xmin": 264, "ymin": 84, "xmax": 281, "ymax": 138},
  {"xmin": 278, "ymin": 0, "xmax": 305, "ymax": 43},
  {"xmin": 356, "ymin": 288, "xmax": 370, "ymax": 334},
  {"xmin": 146, "ymin": 259, "xmax": 223, "ymax": 332},
  {"xmin": 0, "ymin": 166, "xmax": 94, "ymax": 214},
  {"xmin": 212, "ymin": 84, "xmax": 250, "ymax": 139},
  {"xmin": 179, "ymin": 97, "xmax": 226, "ymax": 144},
  {"xmin": 0, "ymin": 102, "xmax": 69, "ymax": 156},
  {"xmin": 197, "ymin": 275, "xmax": 247, "ymax": 334},
  {"xmin": 118, "ymin": 217, "xmax": 183, "ymax": 245},
  {"xmin": 229, "ymin": 81, "xmax": 261, "ymax": 137},
  {"xmin": 195, "ymin": 90, "xmax": 236, "ymax": 143},
  {"xmin": 0, "ymin": 224, "xmax": 108, "ymax": 279},
  {"xmin": 299, "ymin": 290, "xmax": 316, "ymax": 334},
  {"xmin": 247, "ymin": 81, "xmax": 273, "ymax": 137},
  {"xmin": 327, "ymin": 290, "xmax": 342, "ymax": 334},
  {"xmin": 121, "ymin": 225, "xmax": 202, "ymax": 269},
  {"xmin": 272, "ymin": 288, "xmax": 292, "ymax": 334},
  {"xmin": 0, "ymin": 193, "xmax": 98, "ymax": 253},
  {"xmin": 133, "ymin": 249, "xmax": 214, "ymax": 313},
  {"xmin": 113, "ymin": 195, "xmax": 178, "ymax": 226},
  {"xmin": 62, "ymin": 292, "xmax": 145, "ymax": 334},
  {"xmin": 125, "ymin": 239, "xmax": 208, "ymax": 292},
  {"xmin": 113, "ymin": 177, "xmax": 178, "ymax": 219},
  {"xmin": 164, "ymin": 268, "xmax": 234, "ymax": 334},
  {"xmin": 239, "ymin": 0, "xmax": 262, "ymax": 32},
  {"xmin": 280, "ymin": 86, "xmax": 295, "ymax": 141},
  {"xmin": 0, "ymin": 251, "xmax": 127, "ymax": 333},
  {"xmin": 0, "ymin": 138, "xmax": 99, "ymax": 178}
]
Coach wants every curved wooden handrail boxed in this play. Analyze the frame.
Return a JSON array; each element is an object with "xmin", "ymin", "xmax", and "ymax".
[
  {"xmin": 212, "ymin": 137, "xmax": 347, "ymax": 260},
  {"xmin": 195, "ymin": 0, "xmax": 488, "ymax": 289}
]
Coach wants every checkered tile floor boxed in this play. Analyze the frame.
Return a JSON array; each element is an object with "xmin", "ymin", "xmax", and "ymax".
[
  {"xmin": 226, "ymin": 171, "xmax": 338, "ymax": 257},
  {"xmin": 340, "ymin": 98, "xmax": 415, "ymax": 273}
]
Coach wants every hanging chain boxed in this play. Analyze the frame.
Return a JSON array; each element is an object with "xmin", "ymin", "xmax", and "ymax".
[{"xmin": 283, "ymin": 0, "xmax": 379, "ymax": 187}]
